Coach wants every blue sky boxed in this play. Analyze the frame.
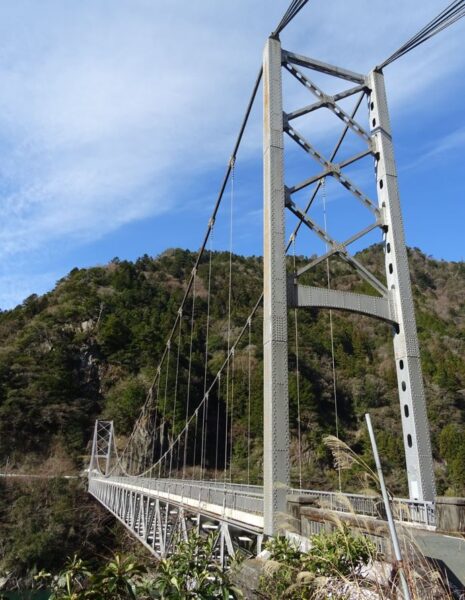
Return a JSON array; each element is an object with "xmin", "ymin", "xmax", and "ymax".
[{"xmin": 0, "ymin": 0, "xmax": 464, "ymax": 309}]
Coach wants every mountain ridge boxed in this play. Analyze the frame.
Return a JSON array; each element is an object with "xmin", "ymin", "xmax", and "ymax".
[{"xmin": 1, "ymin": 245, "xmax": 465, "ymax": 580}]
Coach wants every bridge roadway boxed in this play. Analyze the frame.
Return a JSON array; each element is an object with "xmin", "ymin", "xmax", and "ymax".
[{"xmin": 88, "ymin": 474, "xmax": 435, "ymax": 563}]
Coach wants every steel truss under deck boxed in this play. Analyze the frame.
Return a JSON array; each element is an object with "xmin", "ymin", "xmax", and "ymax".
[{"xmin": 89, "ymin": 476, "xmax": 264, "ymax": 566}]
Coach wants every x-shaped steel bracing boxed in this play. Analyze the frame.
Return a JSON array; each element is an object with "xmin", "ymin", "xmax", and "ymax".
[{"xmin": 282, "ymin": 51, "xmax": 386, "ymax": 303}]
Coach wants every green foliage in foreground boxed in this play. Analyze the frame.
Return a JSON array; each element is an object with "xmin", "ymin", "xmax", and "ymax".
[
  {"xmin": 35, "ymin": 534, "xmax": 240, "ymax": 599},
  {"xmin": 2, "ymin": 246, "xmax": 465, "ymax": 582},
  {"xmin": 33, "ymin": 528, "xmax": 374, "ymax": 600},
  {"xmin": 260, "ymin": 527, "xmax": 375, "ymax": 599}
]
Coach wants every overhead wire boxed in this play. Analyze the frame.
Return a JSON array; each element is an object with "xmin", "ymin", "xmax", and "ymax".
[
  {"xmin": 193, "ymin": 410, "xmax": 199, "ymax": 479},
  {"xmin": 158, "ymin": 341, "xmax": 171, "ymax": 478},
  {"xmin": 215, "ymin": 376, "xmax": 221, "ymax": 480},
  {"xmin": 93, "ymin": 0, "xmax": 465, "ymax": 492},
  {"xmin": 229, "ymin": 348, "xmax": 235, "ymax": 482}
]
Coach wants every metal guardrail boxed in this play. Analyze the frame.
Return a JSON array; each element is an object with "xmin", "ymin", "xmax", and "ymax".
[
  {"xmin": 89, "ymin": 474, "xmax": 435, "ymax": 528},
  {"xmin": 104, "ymin": 475, "xmax": 264, "ymax": 516},
  {"xmin": 288, "ymin": 488, "xmax": 436, "ymax": 527}
]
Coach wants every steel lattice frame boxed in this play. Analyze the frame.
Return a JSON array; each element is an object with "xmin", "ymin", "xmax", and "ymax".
[
  {"xmin": 262, "ymin": 37, "xmax": 436, "ymax": 534},
  {"xmin": 89, "ymin": 420, "xmax": 114, "ymax": 476},
  {"xmin": 88, "ymin": 476, "xmax": 263, "ymax": 566}
]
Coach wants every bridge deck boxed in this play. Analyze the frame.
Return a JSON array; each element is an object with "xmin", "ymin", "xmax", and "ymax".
[{"xmin": 89, "ymin": 474, "xmax": 435, "ymax": 530}]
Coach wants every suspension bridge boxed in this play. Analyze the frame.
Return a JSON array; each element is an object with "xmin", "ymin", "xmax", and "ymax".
[{"xmin": 88, "ymin": 0, "xmax": 465, "ymax": 575}]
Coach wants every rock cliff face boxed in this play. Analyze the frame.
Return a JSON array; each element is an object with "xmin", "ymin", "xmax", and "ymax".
[{"xmin": 0, "ymin": 246, "xmax": 465, "ymax": 579}]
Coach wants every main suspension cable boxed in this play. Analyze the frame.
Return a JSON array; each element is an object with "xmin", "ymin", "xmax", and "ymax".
[
  {"xmin": 273, "ymin": 0, "xmax": 311, "ymax": 37},
  {"xmin": 116, "ymin": 66, "xmax": 263, "ymax": 472},
  {"xmin": 104, "ymin": 1, "xmax": 319, "ymax": 477},
  {"xmin": 378, "ymin": 0, "xmax": 465, "ymax": 69},
  {"xmin": 116, "ymin": 0, "xmax": 318, "ymax": 472}
]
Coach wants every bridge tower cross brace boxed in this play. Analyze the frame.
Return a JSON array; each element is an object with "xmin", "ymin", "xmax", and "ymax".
[
  {"xmin": 89, "ymin": 420, "xmax": 114, "ymax": 477},
  {"xmin": 262, "ymin": 36, "xmax": 436, "ymax": 535}
]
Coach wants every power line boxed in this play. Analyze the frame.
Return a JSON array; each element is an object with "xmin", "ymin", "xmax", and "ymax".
[{"xmin": 379, "ymin": 0, "xmax": 465, "ymax": 69}]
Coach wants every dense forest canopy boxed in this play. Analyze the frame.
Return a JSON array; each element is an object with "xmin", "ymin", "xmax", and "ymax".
[{"xmin": 1, "ymin": 245, "xmax": 465, "ymax": 580}]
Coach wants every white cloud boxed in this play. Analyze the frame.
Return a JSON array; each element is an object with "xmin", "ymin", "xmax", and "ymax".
[{"xmin": 0, "ymin": 0, "xmax": 464, "ymax": 307}]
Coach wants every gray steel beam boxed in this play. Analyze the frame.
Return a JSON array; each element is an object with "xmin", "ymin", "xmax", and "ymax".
[
  {"xmin": 282, "ymin": 50, "xmax": 366, "ymax": 83},
  {"xmin": 289, "ymin": 283, "xmax": 397, "ymax": 325},
  {"xmin": 286, "ymin": 84, "xmax": 366, "ymax": 121},
  {"xmin": 283, "ymin": 62, "xmax": 371, "ymax": 143},
  {"xmin": 287, "ymin": 148, "xmax": 373, "ymax": 194},
  {"xmin": 368, "ymin": 69, "xmax": 436, "ymax": 502},
  {"xmin": 263, "ymin": 36, "xmax": 290, "ymax": 535},
  {"xmin": 284, "ymin": 124, "xmax": 379, "ymax": 216}
]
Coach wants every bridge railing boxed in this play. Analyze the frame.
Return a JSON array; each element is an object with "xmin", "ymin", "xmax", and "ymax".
[
  {"xmin": 100, "ymin": 475, "xmax": 264, "ymax": 517},
  {"xmin": 289, "ymin": 488, "xmax": 436, "ymax": 528},
  {"xmin": 90, "ymin": 473, "xmax": 435, "ymax": 528}
]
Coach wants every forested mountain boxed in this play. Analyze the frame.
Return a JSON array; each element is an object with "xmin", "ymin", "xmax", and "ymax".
[{"xmin": 1, "ymin": 245, "xmax": 465, "ymax": 582}]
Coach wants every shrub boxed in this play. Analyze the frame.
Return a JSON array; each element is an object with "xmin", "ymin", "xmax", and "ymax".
[{"xmin": 301, "ymin": 524, "xmax": 374, "ymax": 578}]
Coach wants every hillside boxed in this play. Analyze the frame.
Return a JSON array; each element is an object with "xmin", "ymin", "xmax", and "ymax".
[{"xmin": 1, "ymin": 245, "xmax": 465, "ymax": 582}]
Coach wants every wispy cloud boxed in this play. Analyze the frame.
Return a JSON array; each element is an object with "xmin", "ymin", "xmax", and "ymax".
[{"xmin": 0, "ymin": 0, "xmax": 463, "ymax": 307}]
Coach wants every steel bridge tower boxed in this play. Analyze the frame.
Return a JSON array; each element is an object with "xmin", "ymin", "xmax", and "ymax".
[{"xmin": 262, "ymin": 36, "xmax": 436, "ymax": 535}]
